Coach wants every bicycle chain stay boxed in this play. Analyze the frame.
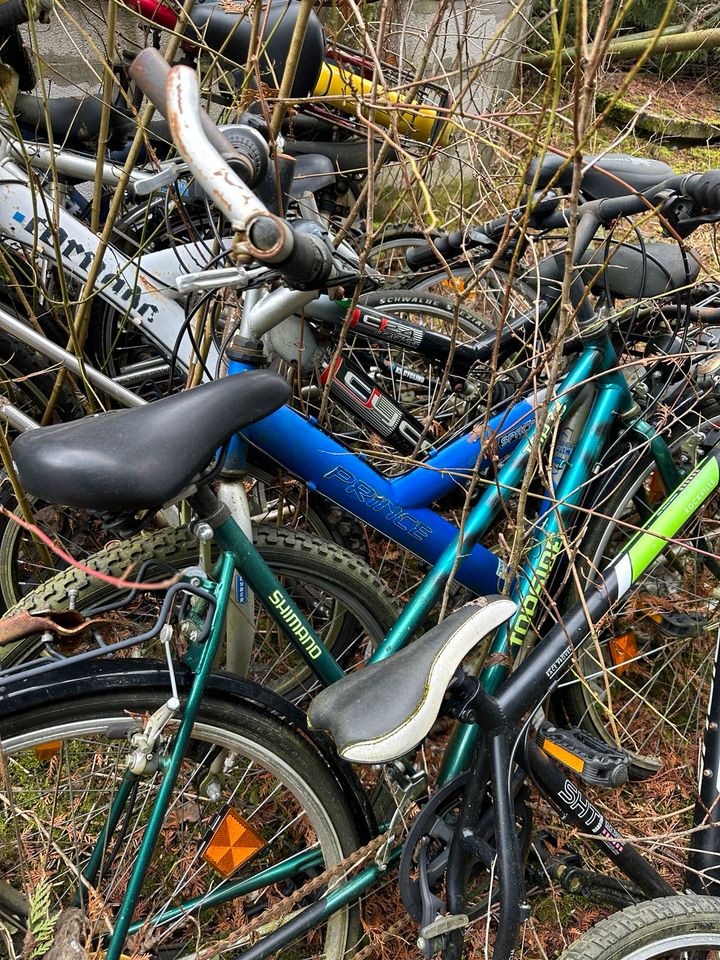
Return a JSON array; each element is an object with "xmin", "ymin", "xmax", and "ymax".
[{"xmin": 193, "ymin": 826, "xmax": 408, "ymax": 960}]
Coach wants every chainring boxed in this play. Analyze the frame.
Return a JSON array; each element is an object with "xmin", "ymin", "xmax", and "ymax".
[{"xmin": 399, "ymin": 772, "xmax": 532, "ymax": 922}]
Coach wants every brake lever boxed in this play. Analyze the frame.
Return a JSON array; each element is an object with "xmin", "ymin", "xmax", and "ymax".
[
  {"xmin": 176, "ymin": 265, "xmax": 276, "ymax": 294},
  {"xmin": 132, "ymin": 163, "xmax": 182, "ymax": 197}
]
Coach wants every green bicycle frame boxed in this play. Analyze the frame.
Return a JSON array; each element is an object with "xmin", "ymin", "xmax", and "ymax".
[{"xmin": 99, "ymin": 328, "xmax": 685, "ymax": 957}]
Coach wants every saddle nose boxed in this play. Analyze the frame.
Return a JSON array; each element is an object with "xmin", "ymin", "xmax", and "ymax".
[{"xmin": 308, "ymin": 597, "xmax": 516, "ymax": 764}]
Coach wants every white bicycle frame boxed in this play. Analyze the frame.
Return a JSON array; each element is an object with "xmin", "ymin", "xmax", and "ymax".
[{"xmin": 0, "ymin": 117, "xmax": 343, "ymax": 674}]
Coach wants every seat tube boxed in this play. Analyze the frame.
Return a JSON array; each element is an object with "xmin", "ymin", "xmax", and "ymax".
[{"xmin": 216, "ymin": 476, "xmax": 255, "ymax": 677}]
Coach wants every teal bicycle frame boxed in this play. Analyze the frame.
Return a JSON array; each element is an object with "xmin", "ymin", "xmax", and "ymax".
[{"xmin": 99, "ymin": 319, "xmax": 688, "ymax": 960}]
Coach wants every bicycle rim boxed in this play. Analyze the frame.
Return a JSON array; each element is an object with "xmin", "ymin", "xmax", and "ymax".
[{"xmin": 0, "ymin": 685, "xmax": 361, "ymax": 960}]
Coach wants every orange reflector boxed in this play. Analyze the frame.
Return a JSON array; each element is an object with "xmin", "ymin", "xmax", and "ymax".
[
  {"xmin": 541, "ymin": 740, "xmax": 585, "ymax": 773},
  {"xmin": 201, "ymin": 808, "xmax": 265, "ymax": 877},
  {"xmin": 609, "ymin": 632, "xmax": 638, "ymax": 674},
  {"xmin": 648, "ymin": 470, "xmax": 665, "ymax": 505},
  {"xmin": 34, "ymin": 741, "xmax": 62, "ymax": 760}
]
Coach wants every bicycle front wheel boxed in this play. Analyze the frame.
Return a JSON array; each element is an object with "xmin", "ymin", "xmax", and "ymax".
[
  {"xmin": 558, "ymin": 895, "xmax": 720, "ymax": 960},
  {"xmin": 0, "ymin": 670, "xmax": 363, "ymax": 960}
]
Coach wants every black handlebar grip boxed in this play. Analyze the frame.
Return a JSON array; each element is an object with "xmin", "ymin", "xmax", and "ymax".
[
  {"xmin": 280, "ymin": 229, "xmax": 334, "ymax": 289},
  {"xmin": 0, "ymin": 0, "xmax": 33, "ymax": 27},
  {"xmin": 404, "ymin": 230, "xmax": 467, "ymax": 271},
  {"xmin": 684, "ymin": 171, "xmax": 720, "ymax": 211}
]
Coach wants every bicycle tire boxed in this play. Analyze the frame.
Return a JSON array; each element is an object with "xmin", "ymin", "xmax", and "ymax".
[
  {"xmin": 365, "ymin": 224, "xmax": 440, "ymax": 279},
  {"xmin": 0, "ymin": 665, "xmax": 363, "ymax": 960},
  {"xmin": 557, "ymin": 895, "xmax": 720, "ymax": 959},
  {"xmin": 2, "ymin": 523, "xmax": 401, "ymax": 700},
  {"xmin": 557, "ymin": 446, "xmax": 720, "ymax": 779}
]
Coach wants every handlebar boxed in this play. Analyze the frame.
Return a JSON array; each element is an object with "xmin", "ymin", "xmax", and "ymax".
[
  {"xmin": 406, "ymin": 171, "xmax": 720, "ymax": 273},
  {"xmin": 155, "ymin": 63, "xmax": 335, "ymax": 290},
  {"xmin": 404, "ymin": 196, "xmax": 561, "ymax": 272}
]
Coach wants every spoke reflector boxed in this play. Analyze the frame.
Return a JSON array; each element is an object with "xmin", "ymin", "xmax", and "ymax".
[
  {"xmin": 34, "ymin": 741, "xmax": 62, "ymax": 760},
  {"xmin": 201, "ymin": 808, "xmax": 265, "ymax": 877}
]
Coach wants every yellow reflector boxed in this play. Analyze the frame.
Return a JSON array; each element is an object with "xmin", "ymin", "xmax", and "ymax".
[
  {"xmin": 201, "ymin": 808, "xmax": 265, "ymax": 877},
  {"xmin": 541, "ymin": 740, "xmax": 584, "ymax": 773},
  {"xmin": 34, "ymin": 741, "xmax": 62, "ymax": 760},
  {"xmin": 609, "ymin": 632, "xmax": 639, "ymax": 674}
]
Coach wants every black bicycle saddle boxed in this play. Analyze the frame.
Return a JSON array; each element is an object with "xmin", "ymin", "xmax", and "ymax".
[
  {"xmin": 188, "ymin": 0, "xmax": 324, "ymax": 99},
  {"xmin": 526, "ymin": 153, "xmax": 674, "ymax": 200},
  {"xmin": 11, "ymin": 372, "xmax": 289, "ymax": 513}
]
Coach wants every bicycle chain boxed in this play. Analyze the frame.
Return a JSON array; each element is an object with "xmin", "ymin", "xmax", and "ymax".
[{"xmin": 196, "ymin": 826, "xmax": 408, "ymax": 960}]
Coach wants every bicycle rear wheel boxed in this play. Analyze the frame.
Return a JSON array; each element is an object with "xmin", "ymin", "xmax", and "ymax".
[
  {"xmin": 2, "ymin": 523, "xmax": 400, "ymax": 701},
  {"xmin": 0, "ymin": 667, "xmax": 364, "ymax": 960}
]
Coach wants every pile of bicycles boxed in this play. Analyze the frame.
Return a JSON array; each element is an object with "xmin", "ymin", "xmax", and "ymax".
[{"xmin": 3, "ymin": 2, "xmax": 720, "ymax": 959}]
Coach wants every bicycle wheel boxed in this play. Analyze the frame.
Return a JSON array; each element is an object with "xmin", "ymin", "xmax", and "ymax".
[
  {"xmin": 365, "ymin": 224, "xmax": 440, "ymax": 279},
  {"xmin": 558, "ymin": 895, "xmax": 720, "ymax": 959},
  {"xmin": 0, "ymin": 668, "xmax": 363, "ymax": 960},
  {"xmin": 558, "ymin": 448, "xmax": 720, "ymax": 779},
  {"xmin": 2, "ymin": 523, "xmax": 399, "ymax": 700}
]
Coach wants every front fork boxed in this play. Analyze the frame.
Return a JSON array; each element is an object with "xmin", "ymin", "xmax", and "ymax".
[{"xmin": 100, "ymin": 556, "xmax": 234, "ymax": 960}]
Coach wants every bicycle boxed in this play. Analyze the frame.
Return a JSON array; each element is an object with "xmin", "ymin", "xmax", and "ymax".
[{"xmin": 3, "ymin": 62, "xmax": 720, "ymax": 960}]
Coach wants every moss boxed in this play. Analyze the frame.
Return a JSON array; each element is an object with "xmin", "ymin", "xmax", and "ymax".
[{"xmin": 596, "ymin": 92, "xmax": 720, "ymax": 141}]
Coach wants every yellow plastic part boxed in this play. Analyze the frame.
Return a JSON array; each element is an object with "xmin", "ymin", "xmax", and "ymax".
[
  {"xmin": 312, "ymin": 61, "xmax": 451, "ymax": 147},
  {"xmin": 609, "ymin": 631, "xmax": 639, "ymax": 674},
  {"xmin": 541, "ymin": 739, "xmax": 585, "ymax": 774},
  {"xmin": 201, "ymin": 808, "xmax": 265, "ymax": 877}
]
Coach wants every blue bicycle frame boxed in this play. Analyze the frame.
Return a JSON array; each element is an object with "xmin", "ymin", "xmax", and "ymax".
[{"xmin": 227, "ymin": 357, "xmax": 545, "ymax": 594}]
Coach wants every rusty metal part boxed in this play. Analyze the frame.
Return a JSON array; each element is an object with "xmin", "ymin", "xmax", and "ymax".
[
  {"xmin": 165, "ymin": 64, "xmax": 269, "ymax": 229},
  {"xmin": 245, "ymin": 213, "xmax": 294, "ymax": 261},
  {"xmin": 0, "ymin": 609, "xmax": 113, "ymax": 646}
]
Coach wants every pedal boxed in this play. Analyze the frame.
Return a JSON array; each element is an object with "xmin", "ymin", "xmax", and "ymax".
[{"xmin": 537, "ymin": 722, "xmax": 629, "ymax": 788}]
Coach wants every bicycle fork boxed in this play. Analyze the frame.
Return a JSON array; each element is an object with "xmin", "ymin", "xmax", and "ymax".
[{"xmin": 96, "ymin": 554, "xmax": 235, "ymax": 960}]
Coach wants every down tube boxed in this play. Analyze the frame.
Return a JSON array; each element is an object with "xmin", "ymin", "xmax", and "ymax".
[
  {"xmin": 440, "ymin": 380, "xmax": 623, "ymax": 783},
  {"xmin": 371, "ymin": 346, "xmax": 603, "ymax": 665},
  {"xmin": 211, "ymin": 520, "xmax": 345, "ymax": 686},
  {"xmin": 233, "ymin": 361, "xmax": 540, "ymax": 595}
]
